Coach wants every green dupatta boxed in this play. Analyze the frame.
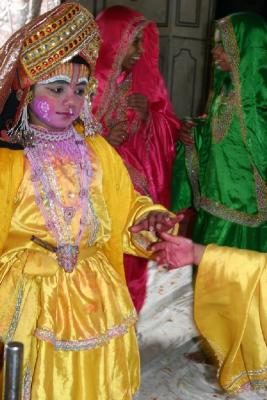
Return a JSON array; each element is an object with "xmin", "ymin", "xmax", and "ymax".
[{"xmin": 172, "ymin": 13, "xmax": 267, "ymax": 239}]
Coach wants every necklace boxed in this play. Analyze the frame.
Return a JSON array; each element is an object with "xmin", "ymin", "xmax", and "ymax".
[
  {"xmin": 28, "ymin": 124, "xmax": 83, "ymax": 162},
  {"xmin": 25, "ymin": 124, "xmax": 99, "ymax": 272},
  {"xmin": 29, "ymin": 125, "xmax": 74, "ymax": 142}
]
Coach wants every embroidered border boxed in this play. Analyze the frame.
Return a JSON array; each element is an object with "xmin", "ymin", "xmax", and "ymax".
[
  {"xmin": 199, "ymin": 197, "xmax": 267, "ymax": 227},
  {"xmin": 23, "ymin": 364, "xmax": 32, "ymax": 400},
  {"xmin": 125, "ymin": 163, "xmax": 150, "ymax": 197},
  {"xmin": 185, "ymin": 143, "xmax": 267, "ymax": 227},
  {"xmin": 253, "ymin": 166, "xmax": 267, "ymax": 214},
  {"xmin": 238, "ymin": 380, "xmax": 267, "ymax": 393},
  {"xmin": 224, "ymin": 366, "xmax": 267, "ymax": 393},
  {"xmin": 185, "ymin": 142, "xmax": 200, "ymax": 209},
  {"xmin": 103, "ymin": 73, "xmax": 132, "ymax": 131},
  {"xmin": 85, "ymin": 145, "xmax": 101, "ymax": 247},
  {"xmin": 211, "ymin": 89, "xmax": 237, "ymax": 144},
  {"xmin": 206, "ymin": 338, "xmax": 267, "ymax": 394},
  {"xmin": 35, "ymin": 311, "xmax": 137, "ymax": 351},
  {"xmin": 4, "ymin": 279, "xmax": 25, "ymax": 343}
]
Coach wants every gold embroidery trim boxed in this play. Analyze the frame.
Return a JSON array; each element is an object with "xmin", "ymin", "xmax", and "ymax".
[
  {"xmin": 185, "ymin": 144, "xmax": 267, "ymax": 227},
  {"xmin": 125, "ymin": 163, "xmax": 150, "ymax": 196},
  {"xmin": 20, "ymin": 4, "xmax": 100, "ymax": 82},
  {"xmin": 35, "ymin": 311, "xmax": 137, "ymax": 351},
  {"xmin": 211, "ymin": 89, "xmax": 237, "ymax": 144},
  {"xmin": 224, "ymin": 365, "xmax": 267, "ymax": 393},
  {"xmin": 2, "ymin": 278, "xmax": 26, "ymax": 343}
]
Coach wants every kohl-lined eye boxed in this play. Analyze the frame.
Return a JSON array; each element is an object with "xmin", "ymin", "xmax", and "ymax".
[
  {"xmin": 75, "ymin": 87, "xmax": 86, "ymax": 96},
  {"xmin": 48, "ymin": 86, "xmax": 65, "ymax": 94}
]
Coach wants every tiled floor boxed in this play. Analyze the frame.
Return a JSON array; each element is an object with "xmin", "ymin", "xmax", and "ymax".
[{"xmin": 136, "ymin": 263, "xmax": 267, "ymax": 400}]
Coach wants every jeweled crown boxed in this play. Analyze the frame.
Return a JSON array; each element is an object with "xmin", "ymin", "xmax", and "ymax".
[{"xmin": 20, "ymin": 3, "xmax": 100, "ymax": 83}]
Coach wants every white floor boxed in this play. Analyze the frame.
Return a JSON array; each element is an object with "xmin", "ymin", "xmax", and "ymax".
[{"xmin": 136, "ymin": 263, "xmax": 267, "ymax": 400}]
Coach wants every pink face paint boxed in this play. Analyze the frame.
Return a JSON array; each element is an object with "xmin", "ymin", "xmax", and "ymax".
[
  {"xmin": 30, "ymin": 93, "xmax": 82, "ymax": 130},
  {"xmin": 30, "ymin": 96, "xmax": 55, "ymax": 124}
]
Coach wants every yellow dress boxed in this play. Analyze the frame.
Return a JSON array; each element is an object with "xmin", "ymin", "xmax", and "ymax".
[
  {"xmin": 0, "ymin": 135, "xmax": 165, "ymax": 400},
  {"xmin": 195, "ymin": 244, "xmax": 267, "ymax": 393}
]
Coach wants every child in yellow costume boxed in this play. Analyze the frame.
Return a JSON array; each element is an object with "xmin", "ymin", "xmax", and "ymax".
[{"xmin": 0, "ymin": 3, "xmax": 178, "ymax": 399}]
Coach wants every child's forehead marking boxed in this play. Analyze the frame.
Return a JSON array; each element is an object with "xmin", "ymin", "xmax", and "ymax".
[
  {"xmin": 38, "ymin": 75, "xmax": 72, "ymax": 85},
  {"xmin": 37, "ymin": 63, "xmax": 90, "ymax": 86}
]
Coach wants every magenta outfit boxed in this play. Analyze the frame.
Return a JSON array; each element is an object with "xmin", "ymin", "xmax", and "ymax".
[{"xmin": 93, "ymin": 6, "xmax": 180, "ymax": 312}]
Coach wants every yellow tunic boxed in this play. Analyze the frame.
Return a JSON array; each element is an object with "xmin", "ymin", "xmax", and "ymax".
[
  {"xmin": 0, "ymin": 135, "xmax": 165, "ymax": 400},
  {"xmin": 195, "ymin": 244, "xmax": 267, "ymax": 393}
]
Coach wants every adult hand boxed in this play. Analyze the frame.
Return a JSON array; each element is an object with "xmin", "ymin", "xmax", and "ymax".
[
  {"xmin": 150, "ymin": 232, "xmax": 205, "ymax": 268},
  {"xmin": 177, "ymin": 120, "xmax": 195, "ymax": 146},
  {"xmin": 127, "ymin": 93, "xmax": 148, "ymax": 120},
  {"xmin": 129, "ymin": 212, "xmax": 182, "ymax": 236},
  {"xmin": 107, "ymin": 121, "xmax": 128, "ymax": 147}
]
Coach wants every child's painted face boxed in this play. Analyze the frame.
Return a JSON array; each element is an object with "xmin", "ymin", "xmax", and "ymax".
[
  {"xmin": 122, "ymin": 29, "xmax": 144, "ymax": 71},
  {"xmin": 29, "ymin": 63, "xmax": 90, "ymax": 130}
]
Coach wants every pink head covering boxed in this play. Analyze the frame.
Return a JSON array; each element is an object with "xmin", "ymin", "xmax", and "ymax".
[
  {"xmin": 94, "ymin": 5, "xmax": 174, "ymax": 121},
  {"xmin": 94, "ymin": 6, "xmax": 180, "ymax": 314},
  {"xmin": 94, "ymin": 5, "xmax": 179, "ymax": 208}
]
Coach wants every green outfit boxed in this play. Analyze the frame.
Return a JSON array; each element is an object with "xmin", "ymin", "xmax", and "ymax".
[{"xmin": 172, "ymin": 13, "xmax": 267, "ymax": 250}]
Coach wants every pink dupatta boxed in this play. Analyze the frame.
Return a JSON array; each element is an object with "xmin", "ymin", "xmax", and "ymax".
[
  {"xmin": 93, "ymin": 6, "xmax": 180, "ymax": 312},
  {"xmin": 94, "ymin": 5, "xmax": 180, "ymax": 208}
]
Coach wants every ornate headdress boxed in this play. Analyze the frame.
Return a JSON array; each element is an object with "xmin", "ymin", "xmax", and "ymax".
[{"xmin": 0, "ymin": 2, "xmax": 100, "ymax": 141}]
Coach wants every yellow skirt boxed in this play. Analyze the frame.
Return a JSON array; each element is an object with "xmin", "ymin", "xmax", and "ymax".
[{"xmin": 0, "ymin": 247, "xmax": 139, "ymax": 400}]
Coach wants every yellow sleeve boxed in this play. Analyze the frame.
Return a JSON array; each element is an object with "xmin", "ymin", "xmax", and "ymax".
[
  {"xmin": 195, "ymin": 244, "xmax": 267, "ymax": 393},
  {"xmin": 0, "ymin": 149, "xmax": 24, "ymax": 255}
]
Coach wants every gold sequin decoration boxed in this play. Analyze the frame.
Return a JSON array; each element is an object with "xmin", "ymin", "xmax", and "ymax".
[
  {"xmin": 211, "ymin": 88, "xmax": 237, "ymax": 144},
  {"xmin": 20, "ymin": 4, "xmax": 100, "ymax": 83},
  {"xmin": 224, "ymin": 364, "xmax": 267, "ymax": 393},
  {"xmin": 23, "ymin": 364, "xmax": 32, "ymax": 400},
  {"xmin": 35, "ymin": 311, "xmax": 137, "ymax": 351},
  {"xmin": 4, "ymin": 278, "xmax": 25, "ymax": 342}
]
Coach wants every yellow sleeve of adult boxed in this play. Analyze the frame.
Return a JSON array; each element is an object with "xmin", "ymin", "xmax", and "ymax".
[{"xmin": 195, "ymin": 244, "xmax": 267, "ymax": 393}]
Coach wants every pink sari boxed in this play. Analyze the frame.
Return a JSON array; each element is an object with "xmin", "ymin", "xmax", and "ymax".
[{"xmin": 94, "ymin": 6, "xmax": 180, "ymax": 312}]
